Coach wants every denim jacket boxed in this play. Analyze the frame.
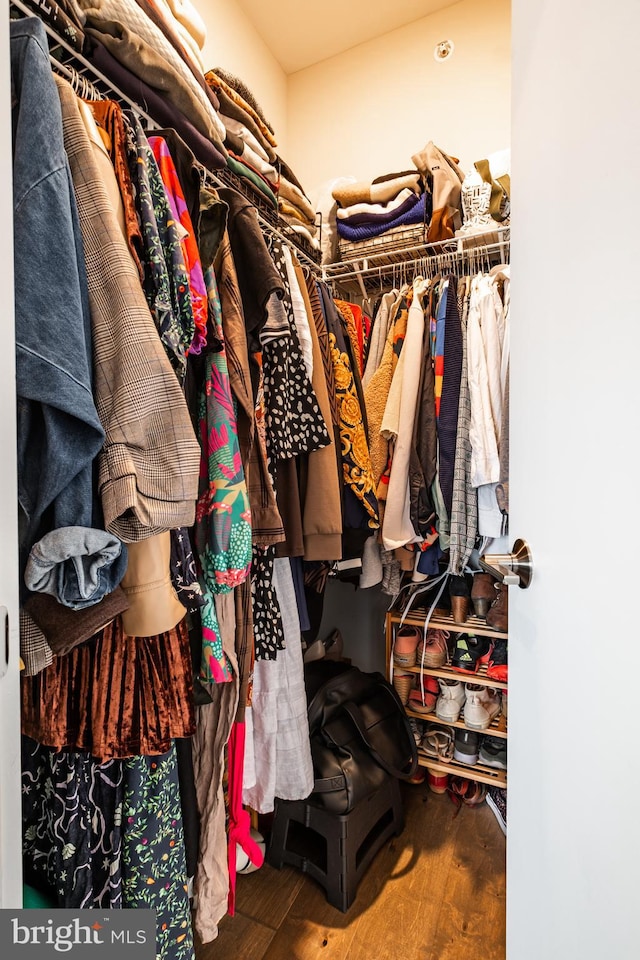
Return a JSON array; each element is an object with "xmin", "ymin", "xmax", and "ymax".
[{"xmin": 11, "ymin": 18, "xmax": 105, "ymax": 555}]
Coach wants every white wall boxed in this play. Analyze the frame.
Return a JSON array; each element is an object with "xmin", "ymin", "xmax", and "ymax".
[
  {"xmin": 198, "ymin": 0, "xmax": 288, "ymax": 155},
  {"xmin": 287, "ymin": 0, "xmax": 510, "ymax": 198}
]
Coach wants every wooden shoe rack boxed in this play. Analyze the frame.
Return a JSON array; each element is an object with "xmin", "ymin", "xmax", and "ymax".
[{"xmin": 385, "ymin": 609, "xmax": 508, "ymax": 789}]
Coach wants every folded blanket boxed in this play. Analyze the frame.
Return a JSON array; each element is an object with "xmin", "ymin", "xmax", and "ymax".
[
  {"xmin": 279, "ymin": 177, "xmax": 315, "ymax": 223},
  {"xmin": 206, "ymin": 70, "xmax": 277, "ymax": 147},
  {"xmin": 216, "ymin": 87, "xmax": 277, "ymax": 159},
  {"xmin": 278, "ymin": 198, "xmax": 315, "ymax": 228},
  {"xmin": 224, "ymin": 129, "xmax": 278, "ymax": 183},
  {"xmin": 220, "ymin": 112, "xmax": 271, "ymax": 163},
  {"xmin": 337, "ymin": 192, "xmax": 428, "ymax": 242},
  {"xmin": 165, "ymin": 0, "xmax": 206, "ymax": 48},
  {"xmin": 86, "ymin": 37, "xmax": 227, "ymax": 171},
  {"xmin": 214, "ymin": 66, "xmax": 275, "ymax": 138},
  {"xmin": 134, "ymin": 0, "xmax": 215, "ymax": 105},
  {"xmin": 336, "ymin": 188, "xmax": 418, "ymax": 226},
  {"xmin": 333, "ymin": 172, "xmax": 421, "ymax": 208},
  {"xmin": 226, "ymin": 155, "xmax": 278, "ymax": 208},
  {"xmin": 79, "ymin": 0, "xmax": 227, "ymax": 142},
  {"xmin": 282, "ymin": 221, "xmax": 320, "ymax": 251}
]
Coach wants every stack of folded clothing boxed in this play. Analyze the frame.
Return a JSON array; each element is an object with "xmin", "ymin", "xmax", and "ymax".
[
  {"xmin": 206, "ymin": 67, "xmax": 279, "ymax": 207},
  {"xmin": 79, "ymin": 0, "xmax": 229, "ymax": 172},
  {"xmin": 206, "ymin": 67, "xmax": 319, "ymax": 249},
  {"xmin": 333, "ymin": 171, "xmax": 427, "ymax": 246},
  {"xmin": 330, "ymin": 141, "xmax": 467, "ymax": 258}
]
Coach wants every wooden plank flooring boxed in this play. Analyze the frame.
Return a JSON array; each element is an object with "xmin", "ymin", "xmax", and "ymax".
[{"xmin": 196, "ymin": 783, "xmax": 506, "ymax": 960}]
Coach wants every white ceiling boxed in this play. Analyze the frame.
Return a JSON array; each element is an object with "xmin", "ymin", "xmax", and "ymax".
[{"xmin": 236, "ymin": 0, "xmax": 461, "ymax": 74}]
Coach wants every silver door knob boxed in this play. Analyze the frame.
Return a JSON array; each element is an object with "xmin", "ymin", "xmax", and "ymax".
[{"xmin": 479, "ymin": 539, "xmax": 533, "ymax": 589}]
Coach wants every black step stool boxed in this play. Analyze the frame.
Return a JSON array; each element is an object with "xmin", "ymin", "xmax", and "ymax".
[{"xmin": 266, "ymin": 776, "xmax": 404, "ymax": 912}]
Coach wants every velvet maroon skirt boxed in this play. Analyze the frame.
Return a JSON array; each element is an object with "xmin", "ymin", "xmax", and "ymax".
[{"xmin": 21, "ymin": 616, "xmax": 195, "ymax": 761}]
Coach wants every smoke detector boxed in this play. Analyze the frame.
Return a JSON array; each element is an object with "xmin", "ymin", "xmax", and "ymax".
[{"xmin": 434, "ymin": 40, "xmax": 454, "ymax": 62}]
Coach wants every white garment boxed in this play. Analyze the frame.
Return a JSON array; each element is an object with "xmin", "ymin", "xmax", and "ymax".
[
  {"xmin": 467, "ymin": 274, "xmax": 506, "ymax": 488},
  {"xmin": 362, "ymin": 289, "xmax": 399, "ymax": 390},
  {"xmin": 165, "ymin": 0, "xmax": 206, "ymax": 48},
  {"xmin": 220, "ymin": 114, "xmax": 272, "ymax": 163},
  {"xmin": 282, "ymin": 244, "xmax": 314, "ymax": 381},
  {"xmin": 467, "ymin": 272, "xmax": 509, "ymax": 537},
  {"xmin": 382, "ymin": 279, "xmax": 429, "ymax": 551},
  {"xmin": 242, "ymin": 559, "xmax": 314, "ymax": 814}
]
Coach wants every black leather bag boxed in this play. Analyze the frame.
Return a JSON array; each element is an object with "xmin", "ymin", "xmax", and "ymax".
[{"xmin": 305, "ymin": 660, "xmax": 419, "ymax": 814}]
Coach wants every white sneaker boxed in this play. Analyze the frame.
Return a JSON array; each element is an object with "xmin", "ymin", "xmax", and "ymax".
[
  {"xmin": 468, "ymin": 684, "xmax": 502, "ymax": 722},
  {"xmin": 436, "ymin": 678, "xmax": 466, "ymax": 722},
  {"xmin": 464, "ymin": 684, "xmax": 500, "ymax": 730}
]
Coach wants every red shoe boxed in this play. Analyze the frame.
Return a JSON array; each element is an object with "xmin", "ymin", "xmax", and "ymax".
[
  {"xmin": 408, "ymin": 676, "xmax": 439, "ymax": 715},
  {"xmin": 486, "ymin": 638, "xmax": 508, "ymax": 682}
]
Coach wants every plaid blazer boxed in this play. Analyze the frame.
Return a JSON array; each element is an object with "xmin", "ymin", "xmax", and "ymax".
[{"xmin": 56, "ymin": 76, "xmax": 200, "ymax": 541}]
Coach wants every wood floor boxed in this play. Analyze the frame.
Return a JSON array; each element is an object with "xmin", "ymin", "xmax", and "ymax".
[{"xmin": 196, "ymin": 782, "xmax": 506, "ymax": 960}]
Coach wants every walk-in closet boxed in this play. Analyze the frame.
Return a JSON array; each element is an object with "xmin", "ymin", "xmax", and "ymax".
[{"xmin": 1, "ymin": 2, "xmax": 640, "ymax": 960}]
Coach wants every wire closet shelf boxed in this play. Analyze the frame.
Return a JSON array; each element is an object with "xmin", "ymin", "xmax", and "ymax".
[
  {"xmin": 323, "ymin": 226, "xmax": 511, "ymax": 294},
  {"xmin": 9, "ymin": 0, "xmax": 322, "ymax": 272}
]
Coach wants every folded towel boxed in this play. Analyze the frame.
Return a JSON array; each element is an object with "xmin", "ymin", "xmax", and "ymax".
[
  {"xmin": 336, "ymin": 188, "xmax": 419, "ymax": 226},
  {"xmin": 337, "ymin": 192, "xmax": 428, "ymax": 242},
  {"xmin": 333, "ymin": 172, "xmax": 421, "ymax": 208}
]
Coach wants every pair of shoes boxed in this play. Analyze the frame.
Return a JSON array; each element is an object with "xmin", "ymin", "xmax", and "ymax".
[
  {"xmin": 486, "ymin": 786, "xmax": 507, "ymax": 834},
  {"xmin": 464, "ymin": 685, "xmax": 501, "ymax": 730},
  {"xmin": 419, "ymin": 723, "xmax": 455, "ymax": 762},
  {"xmin": 451, "ymin": 633, "xmax": 493, "ymax": 674},
  {"xmin": 479, "ymin": 735, "xmax": 507, "ymax": 769},
  {"xmin": 447, "ymin": 776, "xmax": 487, "ymax": 809},
  {"xmin": 486, "ymin": 582, "xmax": 508, "ymax": 632},
  {"xmin": 393, "ymin": 625, "xmax": 421, "ymax": 667},
  {"xmin": 486, "ymin": 638, "xmax": 508, "ymax": 681},
  {"xmin": 416, "ymin": 628, "xmax": 450, "ymax": 667},
  {"xmin": 453, "ymin": 729, "xmax": 479, "ymax": 765},
  {"xmin": 407, "ymin": 676, "xmax": 439, "ymax": 715},
  {"xmin": 470, "ymin": 573, "xmax": 499, "ymax": 618}
]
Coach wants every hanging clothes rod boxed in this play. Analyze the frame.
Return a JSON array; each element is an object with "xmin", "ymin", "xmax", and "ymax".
[
  {"xmin": 9, "ymin": 0, "xmax": 323, "ymax": 274},
  {"xmin": 323, "ymin": 227, "xmax": 510, "ymax": 283}
]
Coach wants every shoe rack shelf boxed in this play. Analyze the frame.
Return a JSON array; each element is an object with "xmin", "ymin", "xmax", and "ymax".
[
  {"xmin": 385, "ymin": 610, "xmax": 508, "ymax": 791},
  {"xmin": 390, "ymin": 608, "xmax": 507, "ymax": 641},
  {"xmin": 416, "ymin": 754, "xmax": 507, "ymax": 789},
  {"xmin": 405, "ymin": 704, "xmax": 507, "ymax": 739},
  {"xmin": 400, "ymin": 661, "xmax": 508, "ymax": 692}
]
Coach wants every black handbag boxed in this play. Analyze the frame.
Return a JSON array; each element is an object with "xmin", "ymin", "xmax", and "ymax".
[{"xmin": 305, "ymin": 660, "xmax": 419, "ymax": 814}]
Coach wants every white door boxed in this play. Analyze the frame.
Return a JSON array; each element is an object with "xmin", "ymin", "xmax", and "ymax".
[
  {"xmin": 0, "ymin": 2, "xmax": 24, "ymax": 908},
  {"xmin": 508, "ymin": 1, "xmax": 640, "ymax": 957}
]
